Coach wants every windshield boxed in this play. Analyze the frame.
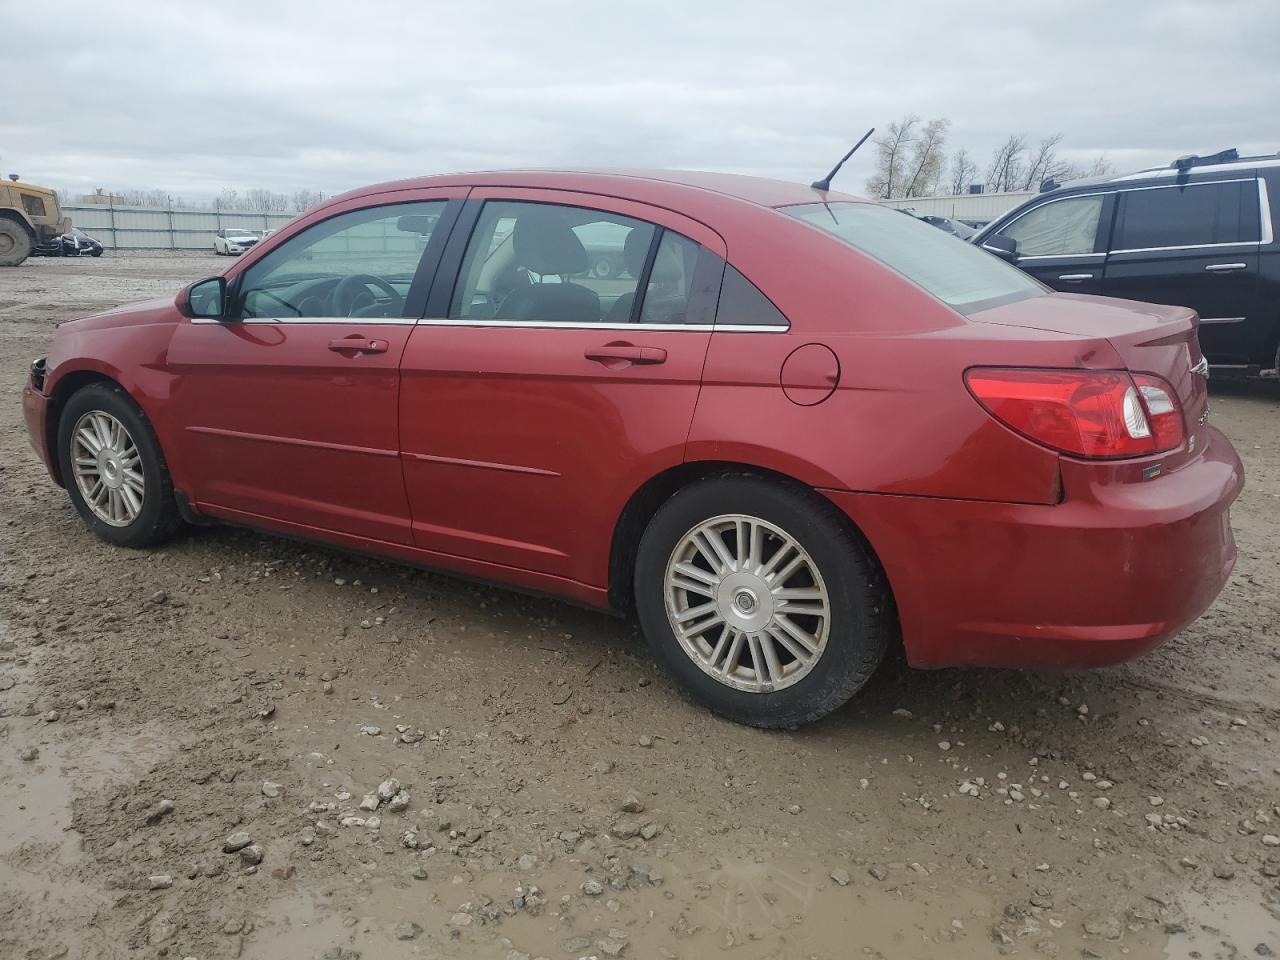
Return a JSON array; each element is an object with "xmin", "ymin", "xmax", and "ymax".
[
  {"xmin": 782, "ymin": 202, "xmax": 1044, "ymax": 314},
  {"xmin": 228, "ymin": 232, "xmax": 255, "ymax": 240}
]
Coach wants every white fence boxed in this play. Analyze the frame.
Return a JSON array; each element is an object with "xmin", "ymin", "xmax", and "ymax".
[{"xmin": 62, "ymin": 204, "xmax": 299, "ymax": 250}]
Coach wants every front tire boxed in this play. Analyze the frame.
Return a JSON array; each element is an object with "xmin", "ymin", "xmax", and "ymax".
[
  {"xmin": 634, "ymin": 475, "xmax": 892, "ymax": 728},
  {"xmin": 56, "ymin": 382, "xmax": 184, "ymax": 548}
]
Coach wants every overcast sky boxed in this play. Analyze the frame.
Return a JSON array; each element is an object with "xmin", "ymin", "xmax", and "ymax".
[{"xmin": 2, "ymin": 0, "xmax": 1276, "ymax": 205}]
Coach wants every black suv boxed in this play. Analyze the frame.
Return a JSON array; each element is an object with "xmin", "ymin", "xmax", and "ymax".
[{"xmin": 973, "ymin": 149, "xmax": 1279, "ymax": 377}]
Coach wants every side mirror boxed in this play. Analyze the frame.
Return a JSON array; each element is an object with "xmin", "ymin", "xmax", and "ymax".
[
  {"xmin": 980, "ymin": 234, "xmax": 1018, "ymax": 263},
  {"xmin": 181, "ymin": 276, "xmax": 227, "ymax": 320}
]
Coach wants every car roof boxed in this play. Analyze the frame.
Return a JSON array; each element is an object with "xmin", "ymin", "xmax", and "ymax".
[{"xmin": 337, "ymin": 169, "xmax": 864, "ymax": 211}]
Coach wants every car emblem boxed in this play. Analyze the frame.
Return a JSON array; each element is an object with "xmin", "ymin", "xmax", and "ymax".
[{"xmin": 1191, "ymin": 356, "xmax": 1210, "ymax": 379}]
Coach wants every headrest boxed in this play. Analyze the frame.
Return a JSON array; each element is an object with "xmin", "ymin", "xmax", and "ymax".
[
  {"xmin": 622, "ymin": 227, "xmax": 650, "ymax": 278},
  {"xmin": 512, "ymin": 208, "xmax": 588, "ymax": 276}
]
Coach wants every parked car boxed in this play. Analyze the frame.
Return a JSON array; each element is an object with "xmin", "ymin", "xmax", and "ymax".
[
  {"xmin": 213, "ymin": 228, "xmax": 259, "ymax": 256},
  {"xmin": 914, "ymin": 214, "xmax": 976, "ymax": 240},
  {"xmin": 973, "ymin": 149, "xmax": 1280, "ymax": 377},
  {"xmin": 33, "ymin": 226, "xmax": 104, "ymax": 258},
  {"xmin": 22, "ymin": 170, "xmax": 1243, "ymax": 728}
]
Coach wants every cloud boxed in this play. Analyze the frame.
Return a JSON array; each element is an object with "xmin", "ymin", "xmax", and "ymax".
[{"xmin": 2, "ymin": 0, "xmax": 1275, "ymax": 202}]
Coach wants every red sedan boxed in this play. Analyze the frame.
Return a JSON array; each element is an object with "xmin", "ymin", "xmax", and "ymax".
[{"xmin": 22, "ymin": 171, "xmax": 1243, "ymax": 727}]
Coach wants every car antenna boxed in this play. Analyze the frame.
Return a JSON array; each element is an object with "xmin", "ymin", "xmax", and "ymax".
[{"xmin": 811, "ymin": 128, "xmax": 875, "ymax": 192}]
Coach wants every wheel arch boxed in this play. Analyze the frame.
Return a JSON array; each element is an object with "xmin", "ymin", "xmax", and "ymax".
[
  {"xmin": 607, "ymin": 459, "xmax": 897, "ymax": 623},
  {"xmin": 0, "ymin": 209, "xmax": 37, "ymax": 239},
  {"xmin": 44, "ymin": 370, "xmax": 127, "ymax": 486}
]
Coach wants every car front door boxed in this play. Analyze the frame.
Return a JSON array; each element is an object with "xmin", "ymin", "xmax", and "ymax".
[
  {"xmin": 167, "ymin": 190, "xmax": 464, "ymax": 544},
  {"xmin": 994, "ymin": 193, "xmax": 1113, "ymax": 295},
  {"xmin": 1102, "ymin": 177, "xmax": 1264, "ymax": 366},
  {"xmin": 397, "ymin": 190, "xmax": 725, "ymax": 590}
]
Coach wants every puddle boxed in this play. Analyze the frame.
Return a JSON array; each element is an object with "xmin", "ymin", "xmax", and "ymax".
[
  {"xmin": 1170, "ymin": 890, "xmax": 1280, "ymax": 958},
  {"xmin": 243, "ymin": 852, "xmax": 1031, "ymax": 959}
]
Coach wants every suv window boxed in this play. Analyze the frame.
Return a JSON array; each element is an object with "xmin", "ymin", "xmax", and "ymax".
[
  {"xmin": 236, "ymin": 201, "xmax": 445, "ymax": 319},
  {"xmin": 1001, "ymin": 195, "xmax": 1104, "ymax": 256},
  {"xmin": 452, "ymin": 201, "xmax": 702, "ymax": 324},
  {"xmin": 1114, "ymin": 180, "xmax": 1260, "ymax": 250}
]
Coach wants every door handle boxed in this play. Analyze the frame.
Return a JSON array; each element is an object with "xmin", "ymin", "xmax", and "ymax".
[
  {"xmin": 328, "ymin": 336, "xmax": 388, "ymax": 354},
  {"xmin": 1058, "ymin": 273, "xmax": 1094, "ymax": 281},
  {"xmin": 584, "ymin": 344, "xmax": 667, "ymax": 365},
  {"xmin": 1204, "ymin": 262, "xmax": 1247, "ymax": 272}
]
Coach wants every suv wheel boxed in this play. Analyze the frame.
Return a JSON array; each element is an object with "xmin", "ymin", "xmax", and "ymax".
[
  {"xmin": 635, "ymin": 475, "xmax": 892, "ymax": 728},
  {"xmin": 56, "ymin": 382, "xmax": 184, "ymax": 548}
]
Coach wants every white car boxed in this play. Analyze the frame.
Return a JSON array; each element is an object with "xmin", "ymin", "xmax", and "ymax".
[{"xmin": 213, "ymin": 229, "xmax": 260, "ymax": 256}]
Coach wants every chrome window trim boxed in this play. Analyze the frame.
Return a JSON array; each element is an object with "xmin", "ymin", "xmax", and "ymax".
[
  {"xmin": 1260, "ymin": 177, "xmax": 1274, "ymax": 245},
  {"xmin": 190, "ymin": 316, "xmax": 420, "ymax": 326},
  {"xmin": 190, "ymin": 316, "xmax": 791, "ymax": 333},
  {"xmin": 1108, "ymin": 177, "xmax": 1264, "ymax": 254},
  {"xmin": 1110, "ymin": 241, "xmax": 1260, "ymax": 255},
  {"xmin": 416, "ymin": 318, "xmax": 790, "ymax": 333},
  {"xmin": 1016, "ymin": 252, "xmax": 1106, "ymax": 261},
  {"xmin": 1198, "ymin": 317, "xmax": 1247, "ymax": 325}
]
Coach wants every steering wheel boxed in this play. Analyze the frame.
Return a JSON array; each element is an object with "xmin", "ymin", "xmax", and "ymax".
[{"xmin": 333, "ymin": 274, "xmax": 404, "ymax": 318}]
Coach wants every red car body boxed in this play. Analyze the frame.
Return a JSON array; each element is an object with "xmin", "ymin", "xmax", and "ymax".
[{"xmin": 23, "ymin": 170, "xmax": 1243, "ymax": 671}]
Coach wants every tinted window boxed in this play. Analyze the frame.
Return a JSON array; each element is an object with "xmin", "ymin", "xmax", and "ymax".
[
  {"xmin": 236, "ymin": 201, "xmax": 445, "ymax": 319},
  {"xmin": 1114, "ymin": 180, "xmax": 1259, "ymax": 250},
  {"xmin": 1001, "ymin": 195, "xmax": 1104, "ymax": 256},
  {"xmin": 716, "ymin": 265, "xmax": 788, "ymax": 327},
  {"xmin": 784, "ymin": 202, "xmax": 1044, "ymax": 313},
  {"xmin": 451, "ymin": 201, "xmax": 657, "ymax": 324}
]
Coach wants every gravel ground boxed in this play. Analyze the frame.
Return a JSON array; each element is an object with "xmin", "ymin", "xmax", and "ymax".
[{"xmin": 1, "ymin": 252, "xmax": 1278, "ymax": 960}]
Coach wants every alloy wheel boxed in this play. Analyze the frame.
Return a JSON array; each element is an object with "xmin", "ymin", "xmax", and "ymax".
[
  {"xmin": 663, "ymin": 514, "xmax": 831, "ymax": 693},
  {"xmin": 70, "ymin": 410, "xmax": 145, "ymax": 526}
]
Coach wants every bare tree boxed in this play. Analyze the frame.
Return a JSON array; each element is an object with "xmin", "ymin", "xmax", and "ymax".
[
  {"xmin": 985, "ymin": 134, "xmax": 1028, "ymax": 193},
  {"xmin": 291, "ymin": 188, "xmax": 327, "ymax": 212},
  {"xmin": 1084, "ymin": 154, "xmax": 1115, "ymax": 178},
  {"xmin": 900, "ymin": 118, "xmax": 950, "ymax": 198},
  {"xmin": 865, "ymin": 115, "xmax": 919, "ymax": 200},
  {"xmin": 1019, "ymin": 134, "xmax": 1067, "ymax": 190},
  {"xmin": 948, "ymin": 148, "xmax": 979, "ymax": 195}
]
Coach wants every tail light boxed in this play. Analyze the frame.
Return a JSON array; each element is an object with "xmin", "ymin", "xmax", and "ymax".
[{"xmin": 965, "ymin": 368, "xmax": 1186, "ymax": 459}]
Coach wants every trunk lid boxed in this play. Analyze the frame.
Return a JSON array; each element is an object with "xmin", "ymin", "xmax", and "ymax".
[{"xmin": 971, "ymin": 292, "xmax": 1209, "ymax": 434}]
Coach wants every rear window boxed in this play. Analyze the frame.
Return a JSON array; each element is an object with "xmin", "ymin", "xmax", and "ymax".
[
  {"xmin": 1113, "ymin": 180, "xmax": 1259, "ymax": 250},
  {"xmin": 782, "ymin": 202, "xmax": 1044, "ymax": 314}
]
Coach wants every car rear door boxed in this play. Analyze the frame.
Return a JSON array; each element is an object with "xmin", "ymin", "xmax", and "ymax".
[
  {"xmin": 166, "ymin": 189, "xmax": 465, "ymax": 544},
  {"xmin": 397, "ymin": 189, "xmax": 726, "ymax": 589},
  {"xmin": 993, "ymin": 192, "xmax": 1113, "ymax": 295},
  {"xmin": 1102, "ymin": 177, "xmax": 1264, "ymax": 366}
]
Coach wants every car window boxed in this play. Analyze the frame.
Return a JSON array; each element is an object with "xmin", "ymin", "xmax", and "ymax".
[
  {"xmin": 783, "ymin": 201, "xmax": 1044, "ymax": 314},
  {"xmin": 639, "ymin": 231, "xmax": 701, "ymax": 324},
  {"xmin": 450, "ymin": 200, "xmax": 661, "ymax": 324},
  {"xmin": 1000, "ymin": 195, "xmax": 1104, "ymax": 256},
  {"xmin": 1113, "ymin": 180, "xmax": 1260, "ymax": 250},
  {"xmin": 235, "ymin": 201, "xmax": 446, "ymax": 319},
  {"xmin": 715, "ymin": 265, "xmax": 789, "ymax": 327}
]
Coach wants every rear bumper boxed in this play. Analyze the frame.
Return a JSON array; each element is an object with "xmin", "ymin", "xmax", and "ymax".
[
  {"xmin": 825, "ymin": 427, "xmax": 1244, "ymax": 670},
  {"xmin": 22, "ymin": 379, "xmax": 57, "ymax": 483}
]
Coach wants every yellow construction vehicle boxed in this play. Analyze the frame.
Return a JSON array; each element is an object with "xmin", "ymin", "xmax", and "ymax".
[{"xmin": 0, "ymin": 174, "xmax": 71, "ymax": 266}]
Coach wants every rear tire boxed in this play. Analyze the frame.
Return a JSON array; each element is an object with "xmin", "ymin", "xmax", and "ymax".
[
  {"xmin": 0, "ymin": 220, "xmax": 33, "ymax": 266},
  {"xmin": 634, "ymin": 474, "xmax": 892, "ymax": 728},
  {"xmin": 56, "ymin": 382, "xmax": 184, "ymax": 548}
]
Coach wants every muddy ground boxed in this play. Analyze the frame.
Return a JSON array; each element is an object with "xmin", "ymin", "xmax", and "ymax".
[{"xmin": 1, "ymin": 252, "xmax": 1277, "ymax": 960}]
